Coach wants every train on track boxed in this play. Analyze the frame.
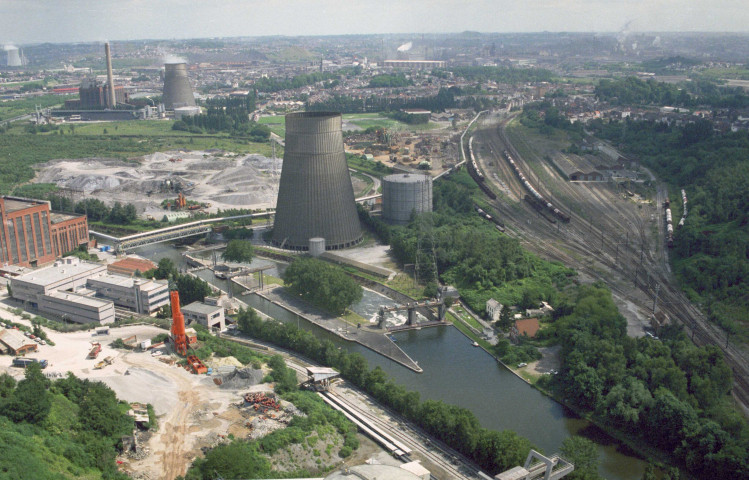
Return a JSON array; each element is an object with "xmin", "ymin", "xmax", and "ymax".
[
  {"xmin": 679, "ymin": 189, "xmax": 687, "ymax": 227},
  {"xmin": 475, "ymin": 205, "xmax": 505, "ymax": 232},
  {"xmin": 466, "ymin": 136, "xmax": 498, "ymax": 200},
  {"xmin": 665, "ymin": 205, "xmax": 674, "ymax": 248},
  {"xmin": 502, "ymin": 150, "xmax": 570, "ymax": 223}
]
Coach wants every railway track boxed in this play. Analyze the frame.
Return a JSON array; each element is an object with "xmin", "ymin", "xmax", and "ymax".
[
  {"xmin": 225, "ymin": 335, "xmax": 487, "ymax": 479},
  {"xmin": 471, "ymin": 114, "xmax": 749, "ymax": 410}
]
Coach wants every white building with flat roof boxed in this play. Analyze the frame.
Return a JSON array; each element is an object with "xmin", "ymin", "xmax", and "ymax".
[
  {"xmin": 86, "ymin": 274, "xmax": 169, "ymax": 315},
  {"xmin": 10, "ymin": 257, "xmax": 114, "ymax": 324},
  {"xmin": 181, "ymin": 301, "xmax": 225, "ymax": 330}
]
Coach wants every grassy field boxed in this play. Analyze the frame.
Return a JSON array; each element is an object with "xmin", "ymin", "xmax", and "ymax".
[
  {"xmin": 0, "ymin": 94, "xmax": 69, "ymax": 122},
  {"xmin": 256, "ymin": 116, "xmax": 286, "ymax": 136},
  {"xmin": 343, "ymin": 113, "xmax": 441, "ymax": 132}
]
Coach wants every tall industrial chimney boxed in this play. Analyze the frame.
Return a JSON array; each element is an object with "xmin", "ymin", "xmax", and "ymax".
[
  {"xmin": 162, "ymin": 62, "xmax": 196, "ymax": 110},
  {"xmin": 272, "ymin": 112, "xmax": 362, "ymax": 251},
  {"xmin": 105, "ymin": 42, "xmax": 116, "ymax": 108}
]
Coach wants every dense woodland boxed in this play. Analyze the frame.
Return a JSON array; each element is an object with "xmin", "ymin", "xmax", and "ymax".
[
  {"xmin": 594, "ymin": 76, "xmax": 749, "ymax": 108},
  {"xmin": 173, "ymin": 96, "xmax": 271, "ymax": 139},
  {"xmin": 541, "ymin": 284, "xmax": 749, "ymax": 478},
  {"xmin": 0, "ymin": 365, "xmax": 133, "ymax": 479},
  {"xmin": 307, "ymin": 87, "xmax": 458, "ymax": 114},
  {"xmin": 587, "ymin": 119, "xmax": 749, "ymax": 341}
]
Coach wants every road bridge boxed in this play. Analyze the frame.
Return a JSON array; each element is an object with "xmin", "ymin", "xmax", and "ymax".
[{"xmin": 90, "ymin": 212, "xmax": 272, "ymax": 252}]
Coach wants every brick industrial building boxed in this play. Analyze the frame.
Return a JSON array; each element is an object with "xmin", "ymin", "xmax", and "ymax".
[{"xmin": 0, "ymin": 196, "xmax": 89, "ymax": 268}]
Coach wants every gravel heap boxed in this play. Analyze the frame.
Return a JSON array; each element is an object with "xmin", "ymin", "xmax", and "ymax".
[{"xmin": 218, "ymin": 367, "xmax": 264, "ymax": 390}]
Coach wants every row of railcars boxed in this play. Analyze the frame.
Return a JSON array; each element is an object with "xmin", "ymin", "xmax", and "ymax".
[
  {"xmin": 503, "ymin": 150, "xmax": 570, "ymax": 223},
  {"xmin": 466, "ymin": 136, "xmax": 498, "ymax": 199}
]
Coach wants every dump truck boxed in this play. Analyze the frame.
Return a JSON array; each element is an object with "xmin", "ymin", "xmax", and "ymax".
[{"xmin": 88, "ymin": 342, "xmax": 102, "ymax": 359}]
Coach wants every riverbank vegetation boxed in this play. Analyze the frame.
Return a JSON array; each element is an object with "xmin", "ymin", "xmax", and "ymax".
[
  {"xmin": 539, "ymin": 284, "xmax": 749, "ymax": 479},
  {"xmin": 236, "ymin": 307, "xmax": 534, "ymax": 475},
  {"xmin": 0, "ymin": 364, "xmax": 133, "ymax": 479}
]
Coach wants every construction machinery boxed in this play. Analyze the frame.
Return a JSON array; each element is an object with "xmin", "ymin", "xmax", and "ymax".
[
  {"xmin": 170, "ymin": 289, "xmax": 188, "ymax": 356},
  {"xmin": 95, "ymin": 356, "xmax": 114, "ymax": 369},
  {"xmin": 186, "ymin": 355, "xmax": 208, "ymax": 374}
]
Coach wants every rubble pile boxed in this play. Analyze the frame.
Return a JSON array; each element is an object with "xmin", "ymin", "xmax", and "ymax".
[{"xmin": 218, "ymin": 367, "xmax": 264, "ymax": 390}]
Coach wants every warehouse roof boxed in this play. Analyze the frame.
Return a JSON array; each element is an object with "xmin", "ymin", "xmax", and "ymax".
[
  {"xmin": 13, "ymin": 258, "xmax": 104, "ymax": 287},
  {"xmin": 0, "ymin": 329, "xmax": 37, "ymax": 352},
  {"xmin": 182, "ymin": 301, "xmax": 222, "ymax": 316}
]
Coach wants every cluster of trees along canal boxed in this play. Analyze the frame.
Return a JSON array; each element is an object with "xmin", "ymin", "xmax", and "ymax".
[{"xmin": 135, "ymin": 242, "xmax": 648, "ymax": 480}]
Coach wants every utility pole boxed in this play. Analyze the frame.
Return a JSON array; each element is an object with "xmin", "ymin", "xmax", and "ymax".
[{"xmin": 652, "ymin": 283, "xmax": 660, "ymax": 314}]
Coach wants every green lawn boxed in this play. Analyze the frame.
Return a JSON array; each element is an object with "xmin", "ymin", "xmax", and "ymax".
[
  {"xmin": 343, "ymin": 113, "xmax": 441, "ymax": 132},
  {"xmin": 256, "ymin": 116, "xmax": 286, "ymax": 136},
  {"xmin": 0, "ymin": 94, "xmax": 68, "ymax": 122}
]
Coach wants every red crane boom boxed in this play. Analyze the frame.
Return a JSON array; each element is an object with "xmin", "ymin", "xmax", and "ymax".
[{"xmin": 170, "ymin": 290, "xmax": 188, "ymax": 356}]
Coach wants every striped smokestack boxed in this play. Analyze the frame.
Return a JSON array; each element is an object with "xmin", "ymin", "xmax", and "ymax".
[{"xmin": 105, "ymin": 42, "xmax": 116, "ymax": 108}]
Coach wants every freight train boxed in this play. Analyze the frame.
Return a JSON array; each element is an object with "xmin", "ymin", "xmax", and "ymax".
[
  {"xmin": 503, "ymin": 150, "xmax": 570, "ymax": 223},
  {"xmin": 665, "ymin": 206, "xmax": 674, "ymax": 248},
  {"xmin": 466, "ymin": 136, "xmax": 498, "ymax": 199},
  {"xmin": 679, "ymin": 189, "xmax": 687, "ymax": 227},
  {"xmin": 475, "ymin": 205, "xmax": 505, "ymax": 232}
]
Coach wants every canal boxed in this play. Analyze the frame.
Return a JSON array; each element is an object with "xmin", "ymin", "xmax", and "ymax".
[{"xmin": 135, "ymin": 242, "xmax": 646, "ymax": 479}]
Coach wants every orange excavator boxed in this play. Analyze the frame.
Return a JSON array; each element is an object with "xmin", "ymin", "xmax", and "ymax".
[{"xmin": 170, "ymin": 289, "xmax": 188, "ymax": 356}]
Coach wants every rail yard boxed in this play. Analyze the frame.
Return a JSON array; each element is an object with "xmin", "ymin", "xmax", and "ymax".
[{"xmin": 467, "ymin": 112, "xmax": 749, "ymax": 411}]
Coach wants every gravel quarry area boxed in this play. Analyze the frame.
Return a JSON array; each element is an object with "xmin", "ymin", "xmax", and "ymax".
[
  {"xmin": 33, "ymin": 150, "xmax": 283, "ymax": 215},
  {"xmin": 32, "ymin": 148, "xmax": 371, "ymax": 218}
]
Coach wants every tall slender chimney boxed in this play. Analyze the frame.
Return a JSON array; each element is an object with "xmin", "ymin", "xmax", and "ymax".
[{"xmin": 105, "ymin": 42, "xmax": 116, "ymax": 108}]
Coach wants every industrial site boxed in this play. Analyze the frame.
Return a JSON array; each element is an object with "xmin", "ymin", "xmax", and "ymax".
[{"xmin": 1, "ymin": 14, "xmax": 748, "ymax": 480}]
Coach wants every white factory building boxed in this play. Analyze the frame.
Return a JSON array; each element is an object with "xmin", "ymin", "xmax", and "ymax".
[
  {"xmin": 10, "ymin": 257, "xmax": 169, "ymax": 324},
  {"xmin": 181, "ymin": 301, "xmax": 225, "ymax": 331}
]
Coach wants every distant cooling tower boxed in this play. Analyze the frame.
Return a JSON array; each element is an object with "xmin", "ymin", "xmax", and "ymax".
[
  {"xmin": 272, "ymin": 112, "xmax": 362, "ymax": 251},
  {"xmin": 6, "ymin": 47, "xmax": 22, "ymax": 67},
  {"xmin": 162, "ymin": 63, "xmax": 196, "ymax": 110}
]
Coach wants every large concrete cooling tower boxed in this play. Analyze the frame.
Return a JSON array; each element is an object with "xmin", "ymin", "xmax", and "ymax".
[
  {"xmin": 6, "ymin": 47, "xmax": 22, "ymax": 67},
  {"xmin": 272, "ymin": 112, "xmax": 362, "ymax": 251},
  {"xmin": 162, "ymin": 63, "xmax": 196, "ymax": 109}
]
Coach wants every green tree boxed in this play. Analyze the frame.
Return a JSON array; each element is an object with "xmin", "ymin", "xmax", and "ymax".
[
  {"xmin": 153, "ymin": 258, "xmax": 178, "ymax": 280},
  {"xmin": 282, "ymin": 257, "xmax": 362, "ymax": 315},
  {"xmin": 560, "ymin": 436, "xmax": 603, "ymax": 480},
  {"xmin": 222, "ymin": 239, "xmax": 254, "ymax": 263},
  {"xmin": 175, "ymin": 274, "xmax": 214, "ymax": 305},
  {"xmin": 1, "ymin": 363, "xmax": 51, "ymax": 424}
]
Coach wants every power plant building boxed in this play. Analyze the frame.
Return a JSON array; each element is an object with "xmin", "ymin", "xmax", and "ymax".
[
  {"xmin": 0, "ymin": 196, "xmax": 89, "ymax": 268},
  {"xmin": 382, "ymin": 173, "xmax": 433, "ymax": 225},
  {"xmin": 73, "ymin": 78, "xmax": 129, "ymax": 109},
  {"xmin": 272, "ymin": 112, "xmax": 362, "ymax": 251},
  {"xmin": 162, "ymin": 62, "xmax": 196, "ymax": 110}
]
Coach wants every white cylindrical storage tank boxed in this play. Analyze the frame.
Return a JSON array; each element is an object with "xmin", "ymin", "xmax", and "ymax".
[
  {"xmin": 309, "ymin": 237, "xmax": 326, "ymax": 257},
  {"xmin": 174, "ymin": 105, "xmax": 201, "ymax": 120},
  {"xmin": 382, "ymin": 173, "xmax": 433, "ymax": 225}
]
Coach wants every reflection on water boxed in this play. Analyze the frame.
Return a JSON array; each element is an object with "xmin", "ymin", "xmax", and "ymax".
[{"xmin": 133, "ymin": 243, "xmax": 646, "ymax": 480}]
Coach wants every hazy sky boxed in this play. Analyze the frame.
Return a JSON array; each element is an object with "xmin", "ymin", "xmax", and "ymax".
[{"xmin": 1, "ymin": 0, "xmax": 748, "ymax": 45}]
